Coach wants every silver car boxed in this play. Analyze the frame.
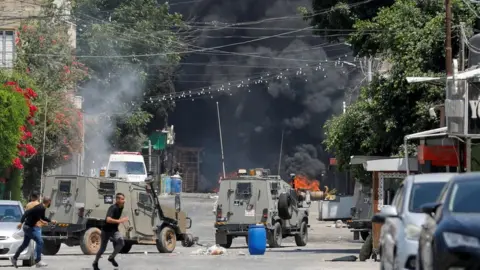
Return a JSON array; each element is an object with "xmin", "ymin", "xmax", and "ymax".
[
  {"xmin": 373, "ymin": 173, "xmax": 456, "ymax": 270},
  {"xmin": 0, "ymin": 200, "xmax": 35, "ymax": 266}
]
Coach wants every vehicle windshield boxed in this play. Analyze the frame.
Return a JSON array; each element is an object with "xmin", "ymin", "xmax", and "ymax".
[
  {"xmin": 0, "ymin": 205, "xmax": 22, "ymax": 222},
  {"xmin": 108, "ymin": 161, "xmax": 145, "ymax": 175},
  {"xmin": 448, "ymin": 181, "xmax": 480, "ymax": 213},
  {"xmin": 409, "ymin": 182, "xmax": 446, "ymax": 213}
]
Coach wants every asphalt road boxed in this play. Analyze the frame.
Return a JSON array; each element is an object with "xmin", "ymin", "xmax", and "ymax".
[{"xmin": 0, "ymin": 195, "xmax": 379, "ymax": 270}]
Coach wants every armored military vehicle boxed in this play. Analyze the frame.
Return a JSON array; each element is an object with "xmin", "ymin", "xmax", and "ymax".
[
  {"xmin": 214, "ymin": 168, "xmax": 324, "ymax": 248},
  {"xmin": 348, "ymin": 181, "xmax": 372, "ymax": 241},
  {"xmin": 40, "ymin": 174, "xmax": 194, "ymax": 255}
]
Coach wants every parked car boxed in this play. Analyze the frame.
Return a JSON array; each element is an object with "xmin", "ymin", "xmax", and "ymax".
[
  {"xmin": 0, "ymin": 200, "xmax": 35, "ymax": 266},
  {"xmin": 372, "ymin": 173, "xmax": 455, "ymax": 270},
  {"xmin": 417, "ymin": 173, "xmax": 480, "ymax": 270}
]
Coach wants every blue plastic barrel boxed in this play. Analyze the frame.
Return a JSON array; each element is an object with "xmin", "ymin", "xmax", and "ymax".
[
  {"xmin": 248, "ymin": 224, "xmax": 266, "ymax": 255},
  {"xmin": 171, "ymin": 175, "xmax": 182, "ymax": 194},
  {"xmin": 162, "ymin": 176, "xmax": 172, "ymax": 194}
]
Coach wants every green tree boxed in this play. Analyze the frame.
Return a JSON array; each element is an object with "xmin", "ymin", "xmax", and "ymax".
[
  {"xmin": 73, "ymin": 0, "xmax": 185, "ymax": 153},
  {"xmin": 321, "ymin": 0, "xmax": 480, "ymax": 176},
  {"xmin": 304, "ymin": 0, "xmax": 394, "ymax": 41},
  {"xmin": 12, "ymin": 0, "xmax": 87, "ymax": 194}
]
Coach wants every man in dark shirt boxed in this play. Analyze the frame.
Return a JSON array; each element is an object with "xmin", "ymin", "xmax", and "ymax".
[
  {"xmin": 93, "ymin": 193, "xmax": 128, "ymax": 270},
  {"xmin": 11, "ymin": 196, "xmax": 56, "ymax": 268}
]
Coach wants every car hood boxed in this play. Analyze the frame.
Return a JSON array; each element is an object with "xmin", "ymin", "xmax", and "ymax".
[
  {"xmin": 0, "ymin": 222, "xmax": 20, "ymax": 236},
  {"xmin": 442, "ymin": 214, "xmax": 480, "ymax": 237}
]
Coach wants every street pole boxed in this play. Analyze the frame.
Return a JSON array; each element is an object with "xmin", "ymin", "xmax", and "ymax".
[
  {"xmin": 216, "ymin": 102, "xmax": 226, "ymax": 178},
  {"xmin": 367, "ymin": 57, "xmax": 373, "ymax": 82},
  {"xmin": 446, "ymin": 0, "xmax": 453, "ymax": 75},
  {"xmin": 277, "ymin": 129, "xmax": 284, "ymax": 175},
  {"xmin": 40, "ymin": 96, "xmax": 48, "ymax": 197},
  {"xmin": 459, "ymin": 22, "xmax": 471, "ymax": 172},
  {"xmin": 148, "ymin": 140, "xmax": 152, "ymax": 173}
]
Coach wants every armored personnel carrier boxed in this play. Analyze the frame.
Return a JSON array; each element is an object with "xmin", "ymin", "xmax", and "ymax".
[
  {"xmin": 214, "ymin": 168, "xmax": 324, "ymax": 248},
  {"xmin": 40, "ymin": 174, "xmax": 194, "ymax": 255}
]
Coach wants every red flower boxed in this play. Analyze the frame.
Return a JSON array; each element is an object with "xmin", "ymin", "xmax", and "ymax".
[
  {"xmin": 24, "ymin": 131, "xmax": 32, "ymax": 139},
  {"xmin": 12, "ymin": 157, "xmax": 23, "ymax": 170},
  {"xmin": 21, "ymin": 25, "xmax": 27, "ymax": 32},
  {"xmin": 19, "ymin": 125, "xmax": 26, "ymax": 132},
  {"xmin": 5, "ymin": 81, "xmax": 16, "ymax": 86},
  {"xmin": 15, "ymin": 37, "xmax": 20, "ymax": 45},
  {"xmin": 25, "ymin": 144, "xmax": 37, "ymax": 156},
  {"xmin": 28, "ymin": 119, "xmax": 35, "ymax": 126},
  {"xmin": 25, "ymin": 88, "xmax": 37, "ymax": 98},
  {"xmin": 18, "ymin": 150, "xmax": 26, "ymax": 157},
  {"xmin": 26, "ymin": 67, "xmax": 30, "ymax": 74},
  {"xmin": 52, "ymin": 39, "xmax": 57, "ymax": 45}
]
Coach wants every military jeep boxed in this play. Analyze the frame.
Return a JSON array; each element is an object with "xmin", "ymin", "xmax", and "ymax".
[
  {"xmin": 40, "ymin": 175, "xmax": 194, "ymax": 255},
  {"xmin": 214, "ymin": 168, "xmax": 318, "ymax": 248}
]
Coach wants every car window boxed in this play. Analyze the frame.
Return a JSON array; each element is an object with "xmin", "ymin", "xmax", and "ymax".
[
  {"xmin": 448, "ymin": 180, "xmax": 480, "ymax": 213},
  {"xmin": 438, "ymin": 182, "xmax": 450, "ymax": 203},
  {"xmin": 409, "ymin": 182, "xmax": 447, "ymax": 213},
  {"xmin": 0, "ymin": 205, "xmax": 22, "ymax": 222}
]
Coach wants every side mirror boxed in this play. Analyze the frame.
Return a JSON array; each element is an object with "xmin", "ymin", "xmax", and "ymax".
[
  {"xmin": 371, "ymin": 205, "xmax": 399, "ymax": 224},
  {"xmin": 421, "ymin": 202, "xmax": 441, "ymax": 216}
]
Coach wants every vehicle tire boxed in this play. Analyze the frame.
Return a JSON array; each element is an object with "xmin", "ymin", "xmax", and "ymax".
[
  {"xmin": 120, "ymin": 242, "xmax": 133, "ymax": 254},
  {"xmin": 220, "ymin": 235, "xmax": 232, "ymax": 248},
  {"xmin": 360, "ymin": 231, "xmax": 369, "ymax": 241},
  {"xmin": 156, "ymin": 226, "xmax": 177, "ymax": 253},
  {"xmin": 294, "ymin": 220, "xmax": 308, "ymax": 246},
  {"xmin": 42, "ymin": 240, "xmax": 61, "ymax": 255},
  {"xmin": 278, "ymin": 193, "xmax": 293, "ymax": 220},
  {"xmin": 22, "ymin": 251, "xmax": 35, "ymax": 267},
  {"xmin": 268, "ymin": 222, "xmax": 282, "ymax": 248},
  {"xmin": 359, "ymin": 234, "xmax": 373, "ymax": 261},
  {"xmin": 80, "ymin": 227, "xmax": 102, "ymax": 255},
  {"xmin": 181, "ymin": 233, "xmax": 195, "ymax": 247}
]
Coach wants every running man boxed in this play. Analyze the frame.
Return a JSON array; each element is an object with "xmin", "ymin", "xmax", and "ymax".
[
  {"xmin": 92, "ymin": 193, "xmax": 128, "ymax": 270},
  {"xmin": 11, "ymin": 196, "xmax": 56, "ymax": 268}
]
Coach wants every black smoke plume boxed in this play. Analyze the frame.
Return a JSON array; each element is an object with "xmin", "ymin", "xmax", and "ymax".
[{"xmin": 168, "ymin": 0, "xmax": 362, "ymax": 191}]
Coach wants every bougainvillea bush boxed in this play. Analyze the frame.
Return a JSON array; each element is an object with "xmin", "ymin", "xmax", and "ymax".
[{"xmin": 3, "ymin": 1, "xmax": 88, "ymax": 197}]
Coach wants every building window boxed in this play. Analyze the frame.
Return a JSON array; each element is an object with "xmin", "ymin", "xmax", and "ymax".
[{"xmin": 0, "ymin": 30, "xmax": 15, "ymax": 68}]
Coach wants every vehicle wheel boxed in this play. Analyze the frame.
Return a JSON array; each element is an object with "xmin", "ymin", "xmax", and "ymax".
[
  {"xmin": 294, "ymin": 220, "xmax": 308, "ymax": 246},
  {"xmin": 120, "ymin": 242, "xmax": 132, "ymax": 254},
  {"xmin": 360, "ymin": 231, "xmax": 369, "ymax": 241},
  {"xmin": 156, "ymin": 226, "xmax": 177, "ymax": 253},
  {"xmin": 22, "ymin": 251, "xmax": 35, "ymax": 267},
  {"xmin": 278, "ymin": 193, "xmax": 292, "ymax": 220},
  {"xmin": 220, "ymin": 235, "xmax": 232, "ymax": 248},
  {"xmin": 268, "ymin": 222, "xmax": 282, "ymax": 248},
  {"xmin": 42, "ymin": 240, "xmax": 61, "ymax": 255},
  {"xmin": 80, "ymin": 227, "xmax": 102, "ymax": 255},
  {"xmin": 181, "ymin": 233, "xmax": 195, "ymax": 247},
  {"xmin": 359, "ymin": 234, "xmax": 373, "ymax": 261}
]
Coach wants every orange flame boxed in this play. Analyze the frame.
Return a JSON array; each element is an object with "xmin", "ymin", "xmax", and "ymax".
[{"xmin": 293, "ymin": 175, "xmax": 320, "ymax": 191}]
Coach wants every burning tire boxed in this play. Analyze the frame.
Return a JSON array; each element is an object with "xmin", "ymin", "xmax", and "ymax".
[{"xmin": 278, "ymin": 192, "xmax": 293, "ymax": 220}]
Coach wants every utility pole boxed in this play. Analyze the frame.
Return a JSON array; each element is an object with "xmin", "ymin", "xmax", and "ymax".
[
  {"xmin": 367, "ymin": 57, "xmax": 373, "ymax": 82},
  {"xmin": 460, "ymin": 22, "xmax": 471, "ymax": 172},
  {"xmin": 446, "ymin": 0, "xmax": 453, "ymax": 75}
]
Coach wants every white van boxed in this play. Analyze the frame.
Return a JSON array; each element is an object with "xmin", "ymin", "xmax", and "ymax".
[{"xmin": 105, "ymin": 152, "xmax": 148, "ymax": 182}]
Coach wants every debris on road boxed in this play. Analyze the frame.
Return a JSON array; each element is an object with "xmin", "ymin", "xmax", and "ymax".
[
  {"xmin": 191, "ymin": 245, "xmax": 227, "ymax": 255},
  {"xmin": 330, "ymin": 255, "xmax": 358, "ymax": 262}
]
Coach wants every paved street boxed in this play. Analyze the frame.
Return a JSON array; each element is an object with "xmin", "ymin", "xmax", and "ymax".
[{"xmin": 0, "ymin": 195, "xmax": 379, "ymax": 269}]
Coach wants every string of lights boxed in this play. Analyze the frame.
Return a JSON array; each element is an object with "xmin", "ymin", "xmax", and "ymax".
[{"xmin": 142, "ymin": 57, "xmax": 357, "ymax": 103}]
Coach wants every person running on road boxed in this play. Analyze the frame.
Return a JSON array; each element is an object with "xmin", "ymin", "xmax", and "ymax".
[
  {"xmin": 11, "ymin": 196, "xmax": 56, "ymax": 268},
  {"xmin": 24, "ymin": 192, "xmax": 47, "ymax": 227},
  {"xmin": 93, "ymin": 193, "xmax": 128, "ymax": 270}
]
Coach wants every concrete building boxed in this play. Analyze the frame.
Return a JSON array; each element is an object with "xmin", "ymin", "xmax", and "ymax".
[{"xmin": 0, "ymin": 0, "xmax": 83, "ymax": 176}]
